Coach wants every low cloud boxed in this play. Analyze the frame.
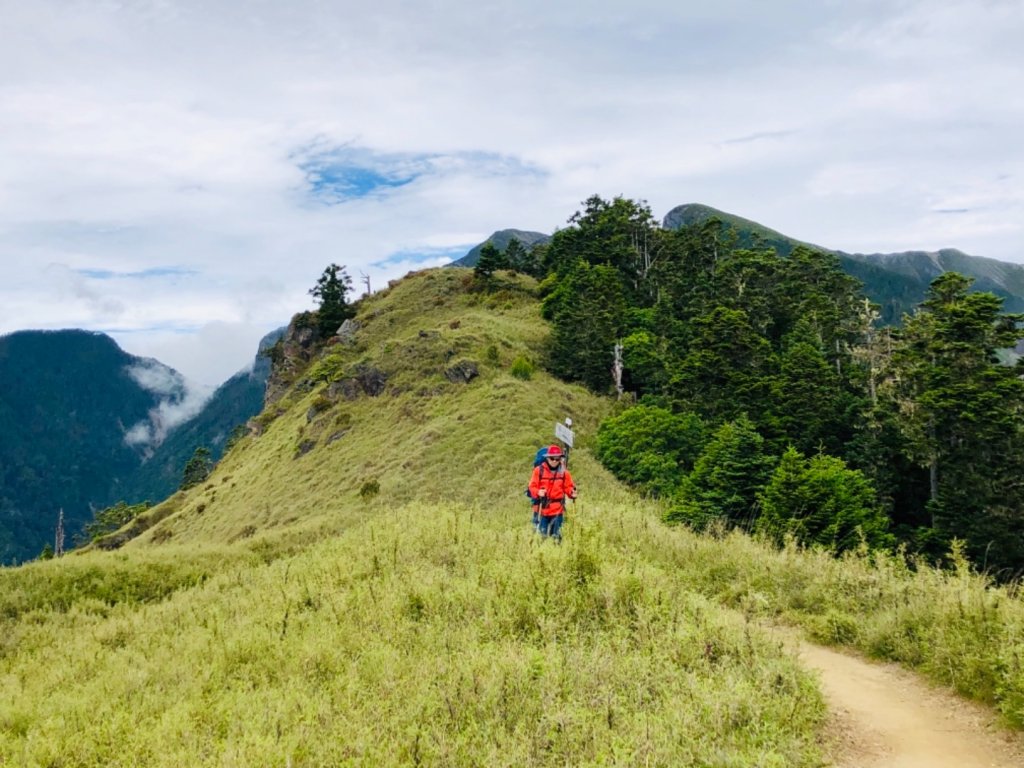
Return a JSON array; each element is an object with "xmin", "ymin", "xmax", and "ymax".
[{"xmin": 123, "ymin": 360, "xmax": 214, "ymax": 450}]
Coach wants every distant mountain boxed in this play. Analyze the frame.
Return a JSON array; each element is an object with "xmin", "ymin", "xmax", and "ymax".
[
  {"xmin": 0, "ymin": 329, "xmax": 277, "ymax": 564},
  {"xmin": 664, "ymin": 203, "xmax": 1024, "ymax": 323},
  {"xmin": 0, "ymin": 330, "xmax": 187, "ymax": 563},
  {"xmin": 449, "ymin": 229, "xmax": 551, "ymax": 267},
  {"xmin": 121, "ymin": 328, "xmax": 282, "ymax": 505}
]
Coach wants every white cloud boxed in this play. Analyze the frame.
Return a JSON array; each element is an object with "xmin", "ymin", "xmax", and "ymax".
[
  {"xmin": 123, "ymin": 360, "xmax": 214, "ymax": 451},
  {"xmin": 1, "ymin": 0, "xmax": 1022, "ymax": 384}
]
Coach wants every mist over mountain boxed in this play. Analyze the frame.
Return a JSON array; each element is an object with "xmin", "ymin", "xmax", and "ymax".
[
  {"xmin": 0, "ymin": 330, "xmax": 180, "ymax": 563},
  {"xmin": 0, "ymin": 329, "xmax": 276, "ymax": 563},
  {"xmin": 121, "ymin": 327, "xmax": 283, "ymax": 506}
]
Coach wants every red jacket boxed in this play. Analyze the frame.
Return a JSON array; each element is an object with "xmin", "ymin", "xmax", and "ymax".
[{"xmin": 529, "ymin": 463, "xmax": 576, "ymax": 516}]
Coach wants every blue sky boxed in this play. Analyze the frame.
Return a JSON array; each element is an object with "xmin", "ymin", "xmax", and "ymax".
[{"xmin": 1, "ymin": 0, "xmax": 1022, "ymax": 386}]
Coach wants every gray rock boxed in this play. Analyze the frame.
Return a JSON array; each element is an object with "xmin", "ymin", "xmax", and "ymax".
[
  {"xmin": 337, "ymin": 319, "xmax": 360, "ymax": 344},
  {"xmin": 355, "ymin": 364, "xmax": 387, "ymax": 396},
  {"xmin": 445, "ymin": 360, "xmax": 479, "ymax": 384}
]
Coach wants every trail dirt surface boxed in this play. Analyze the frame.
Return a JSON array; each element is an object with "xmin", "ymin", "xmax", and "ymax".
[{"xmin": 793, "ymin": 640, "xmax": 1024, "ymax": 767}]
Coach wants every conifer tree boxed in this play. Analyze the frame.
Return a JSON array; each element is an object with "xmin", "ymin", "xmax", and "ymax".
[
  {"xmin": 757, "ymin": 447, "xmax": 892, "ymax": 552},
  {"xmin": 473, "ymin": 243, "xmax": 506, "ymax": 286},
  {"xmin": 503, "ymin": 238, "xmax": 527, "ymax": 273},
  {"xmin": 888, "ymin": 273, "xmax": 1024, "ymax": 567},
  {"xmin": 772, "ymin": 322, "xmax": 846, "ymax": 455},
  {"xmin": 671, "ymin": 307, "xmax": 776, "ymax": 422},
  {"xmin": 666, "ymin": 415, "xmax": 774, "ymax": 531},
  {"xmin": 543, "ymin": 261, "xmax": 627, "ymax": 391},
  {"xmin": 309, "ymin": 263, "xmax": 355, "ymax": 336},
  {"xmin": 181, "ymin": 446, "xmax": 213, "ymax": 490}
]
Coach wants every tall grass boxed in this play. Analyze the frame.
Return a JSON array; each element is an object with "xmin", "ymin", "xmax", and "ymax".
[
  {"xmin": 0, "ymin": 502, "xmax": 827, "ymax": 766},
  {"xmin": 601, "ymin": 512, "xmax": 1024, "ymax": 728}
]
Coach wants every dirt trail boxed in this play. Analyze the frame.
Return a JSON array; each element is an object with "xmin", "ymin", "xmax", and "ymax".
[{"xmin": 791, "ymin": 639, "xmax": 1024, "ymax": 767}]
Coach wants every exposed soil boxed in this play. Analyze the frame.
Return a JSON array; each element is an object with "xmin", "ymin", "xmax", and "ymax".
[{"xmin": 791, "ymin": 638, "xmax": 1024, "ymax": 767}]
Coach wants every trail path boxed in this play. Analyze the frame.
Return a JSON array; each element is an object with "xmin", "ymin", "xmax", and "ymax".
[{"xmin": 790, "ymin": 638, "xmax": 1024, "ymax": 767}]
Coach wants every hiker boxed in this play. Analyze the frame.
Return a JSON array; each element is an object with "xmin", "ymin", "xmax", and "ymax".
[
  {"xmin": 528, "ymin": 444, "xmax": 576, "ymax": 542},
  {"xmin": 528, "ymin": 446, "xmax": 547, "ymax": 531}
]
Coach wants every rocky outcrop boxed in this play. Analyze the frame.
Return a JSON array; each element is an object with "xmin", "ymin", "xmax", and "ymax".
[
  {"xmin": 445, "ymin": 359, "xmax": 479, "ymax": 384},
  {"xmin": 325, "ymin": 364, "xmax": 387, "ymax": 400},
  {"xmin": 336, "ymin": 319, "xmax": 361, "ymax": 345},
  {"xmin": 265, "ymin": 315, "xmax": 323, "ymax": 405}
]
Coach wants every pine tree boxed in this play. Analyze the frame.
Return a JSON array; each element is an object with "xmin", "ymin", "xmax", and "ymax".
[
  {"xmin": 544, "ymin": 261, "xmax": 628, "ymax": 391},
  {"xmin": 309, "ymin": 263, "xmax": 355, "ymax": 336},
  {"xmin": 670, "ymin": 306, "xmax": 776, "ymax": 422},
  {"xmin": 772, "ymin": 322, "xmax": 846, "ymax": 455},
  {"xmin": 888, "ymin": 272, "xmax": 1024, "ymax": 568},
  {"xmin": 181, "ymin": 446, "xmax": 213, "ymax": 490},
  {"xmin": 666, "ymin": 415, "xmax": 774, "ymax": 531},
  {"xmin": 473, "ymin": 243, "xmax": 506, "ymax": 286},
  {"xmin": 757, "ymin": 447, "xmax": 892, "ymax": 553},
  {"xmin": 503, "ymin": 238, "xmax": 527, "ymax": 273}
]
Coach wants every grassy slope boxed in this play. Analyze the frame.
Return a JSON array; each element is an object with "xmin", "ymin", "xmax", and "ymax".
[
  {"xmin": 1, "ymin": 267, "xmax": 1022, "ymax": 766},
  {"xmin": 0, "ymin": 269, "xmax": 827, "ymax": 767}
]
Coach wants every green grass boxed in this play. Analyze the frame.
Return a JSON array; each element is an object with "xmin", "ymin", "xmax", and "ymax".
[
  {"xmin": 1, "ymin": 266, "xmax": 1022, "ymax": 765},
  {"xmin": 0, "ymin": 503, "xmax": 828, "ymax": 767}
]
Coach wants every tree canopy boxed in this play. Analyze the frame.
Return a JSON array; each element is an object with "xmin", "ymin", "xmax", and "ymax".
[
  {"xmin": 309, "ymin": 263, "xmax": 356, "ymax": 336},
  {"xmin": 541, "ymin": 194, "xmax": 1024, "ymax": 576}
]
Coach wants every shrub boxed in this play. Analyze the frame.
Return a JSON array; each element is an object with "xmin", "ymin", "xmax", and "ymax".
[
  {"xmin": 359, "ymin": 479, "xmax": 380, "ymax": 499},
  {"xmin": 180, "ymin": 447, "xmax": 213, "ymax": 491},
  {"xmin": 509, "ymin": 356, "xmax": 534, "ymax": 380},
  {"xmin": 666, "ymin": 415, "xmax": 774, "ymax": 531},
  {"xmin": 757, "ymin": 447, "xmax": 894, "ymax": 553},
  {"xmin": 84, "ymin": 501, "xmax": 152, "ymax": 542},
  {"xmin": 595, "ymin": 405, "xmax": 706, "ymax": 497}
]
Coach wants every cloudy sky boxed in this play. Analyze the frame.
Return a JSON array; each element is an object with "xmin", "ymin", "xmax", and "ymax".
[{"xmin": 2, "ymin": 0, "xmax": 1022, "ymax": 387}]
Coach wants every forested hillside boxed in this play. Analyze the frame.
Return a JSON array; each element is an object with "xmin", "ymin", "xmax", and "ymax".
[
  {"xmin": 503, "ymin": 196, "xmax": 1024, "ymax": 577},
  {"xmin": 0, "ymin": 331, "xmax": 178, "ymax": 564},
  {"xmin": 0, "ymin": 330, "xmax": 273, "ymax": 563},
  {"xmin": 663, "ymin": 202, "xmax": 1024, "ymax": 323},
  {"xmin": 456, "ymin": 203, "xmax": 1024, "ymax": 327}
]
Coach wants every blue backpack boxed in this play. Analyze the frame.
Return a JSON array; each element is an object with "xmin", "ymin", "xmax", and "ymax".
[{"xmin": 525, "ymin": 447, "xmax": 548, "ymax": 498}]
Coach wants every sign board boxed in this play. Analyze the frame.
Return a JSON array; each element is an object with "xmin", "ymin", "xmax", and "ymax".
[{"xmin": 554, "ymin": 422, "xmax": 575, "ymax": 447}]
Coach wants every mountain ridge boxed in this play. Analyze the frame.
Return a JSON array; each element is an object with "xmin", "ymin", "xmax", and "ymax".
[
  {"xmin": 663, "ymin": 202, "xmax": 1024, "ymax": 320},
  {"xmin": 451, "ymin": 203, "xmax": 1024, "ymax": 324},
  {"xmin": 4, "ymin": 265, "xmax": 1022, "ymax": 765},
  {"xmin": 449, "ymin": 228, "xmax": 551, "ymax": 267}
]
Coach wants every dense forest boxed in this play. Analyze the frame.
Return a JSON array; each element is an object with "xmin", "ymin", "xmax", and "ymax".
[{"xmin": 477, "ymin": 195, "xmax": 1024, "ymax": 578}]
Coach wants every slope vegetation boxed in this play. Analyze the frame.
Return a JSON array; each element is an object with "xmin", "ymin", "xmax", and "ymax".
[
  {"xmin": 2, "ymin": 267, "xmax": 1022, "ymax": 766},
  {"xmin": 0, "ymin": 269, "xmax": 829, "ymax": 766}
]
